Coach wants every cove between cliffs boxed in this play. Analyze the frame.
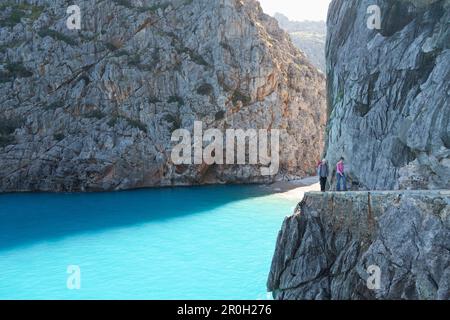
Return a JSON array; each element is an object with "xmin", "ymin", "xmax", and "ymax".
[{"xmin": 0, "ymin": 182, "xmax": 319, "ymax": 299}]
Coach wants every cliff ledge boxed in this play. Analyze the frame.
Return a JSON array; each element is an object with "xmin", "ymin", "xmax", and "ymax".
[{"xmin": 268, "ymin": 190, "xmax": 450, "ymax": 300}]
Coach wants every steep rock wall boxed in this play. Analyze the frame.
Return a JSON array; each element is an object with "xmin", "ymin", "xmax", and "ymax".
[
  {"xmin": 0, "ymin": 0, "xmax": 326, "ymax": 192},
  {"xmin": 324, "ymin": 0, "xmax": 449, "ymax": 190},
  {"xmin": 268, "ymin": 191, "xmax": 450, "ymax": 300}
]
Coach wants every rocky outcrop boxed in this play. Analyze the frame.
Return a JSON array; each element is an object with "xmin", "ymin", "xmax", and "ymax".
[
  {"xmin": 324, "ymin": 0, "xmax": 450, "ymax": 190},
  {"xmin": 274, "ymin": 13, "xmax": 326, "ymax": 72},
  {"xmin": 267, "ymin": 0, "xmax": 450, "ymax": 301},
  {"xmin": 0, "ymin": 0, "xmax": 326, "ymax": 192},
  {"xmin": 268, "ymin": 190, "xmax": 450, "ymax": 300}
]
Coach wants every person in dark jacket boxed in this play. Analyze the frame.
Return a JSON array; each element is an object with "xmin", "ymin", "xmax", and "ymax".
[{"xmin": 317, "ymin": 159, "xmax": 329, "ymax": 192}]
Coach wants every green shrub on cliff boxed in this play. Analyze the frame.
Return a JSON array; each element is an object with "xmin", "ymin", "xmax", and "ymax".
[
  {"xmin": 231, "ymin": 90, "xmax": 251, "ymax": 106},
  {"xmin": 167, "ymin": 96, "xmax": 184, "ymax": 107},
  {"xmin": 38, "ymin": 28, "xmax": 77, "ymax": 46},
  {"xmin": 0, "ymin": 3, "xmax": 44, "ymax": 27},
  {"xmin": 0, "ymin": 116, "xmax": 24, "ymax": 148},
  {"xmin": 1, "ymin": 62, "xmax": 33, "ymax": 82}
]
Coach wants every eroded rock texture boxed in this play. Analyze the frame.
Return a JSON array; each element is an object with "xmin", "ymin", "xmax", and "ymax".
[
  {"xmin": 324, "ymin": 0, "xmax": 450, "ymax": 190},
  {"xmin": 268, "ymin": 191, "xmax": 450, "ymax": 300},
  {"xmin": 274, "ymin": 13, "xmax": 326, "ymax": 72},
  {"xmin": 0, "ymin": 0, "xmax": 325, "ymax": 192}
]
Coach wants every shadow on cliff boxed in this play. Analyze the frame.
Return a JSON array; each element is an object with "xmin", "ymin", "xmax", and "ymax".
[{"xmin": 0, "ymin": 184, "xmax": 290, "ymax": 252}]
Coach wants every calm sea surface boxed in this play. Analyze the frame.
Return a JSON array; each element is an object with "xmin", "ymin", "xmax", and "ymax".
[{"xmin": 0, "ymin": 185, "xmax": 298, "ymax": 299}]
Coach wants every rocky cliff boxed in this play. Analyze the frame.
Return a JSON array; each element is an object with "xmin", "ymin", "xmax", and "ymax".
[
  {"xmin": 268, "ymin": 191, "xmax": 450, "ymax": 299},
  {"xmin": 0, "ymin": 0, "xmax": 326, "ymax": 192},
  {"xmin": 274, "ymin": 13, "xmax": 326, "ymax": 72},
  {"xmin": 324, "ymin": 0, "xmax": 449, "ymax": 190}
]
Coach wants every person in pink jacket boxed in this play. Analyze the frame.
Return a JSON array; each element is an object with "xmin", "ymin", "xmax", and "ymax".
[{"xmin": 336, "ymin": 157, "xmax": 347, "ymax": 191}]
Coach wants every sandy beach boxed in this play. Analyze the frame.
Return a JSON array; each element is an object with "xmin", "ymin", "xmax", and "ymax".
[{"xmin": 259, "ymin": 176, "xmax": 321, "ymax": 201}]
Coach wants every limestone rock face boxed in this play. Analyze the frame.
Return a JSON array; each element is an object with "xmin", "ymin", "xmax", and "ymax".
[
  {"xmin": 324, "ymin": 0, "xmax": 450, "ymax": 190},
  {"xmin": 268, "ymin": 190, "xmax": 450, "ymax": 300},
  {"xmin": 0, "ymin": 0, "xmax": 326, "ymax": 192},
  {"xmin": 274, "ymin": 13, "xmax": 326, "ymax": 72}
]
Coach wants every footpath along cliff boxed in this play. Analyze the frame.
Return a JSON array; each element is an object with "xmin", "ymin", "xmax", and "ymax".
[{"xmin": 268, "ymin": 0, "xmax": 450, "ymax": 300}]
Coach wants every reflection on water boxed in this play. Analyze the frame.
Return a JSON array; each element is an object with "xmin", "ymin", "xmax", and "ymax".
[{"xmin": 0, "ymin": 185, "xmax": 298, "ymax": 299}]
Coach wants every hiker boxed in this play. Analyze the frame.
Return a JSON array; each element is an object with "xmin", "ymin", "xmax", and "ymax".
[
  {"xmin": 317, "ymin": 159, "xmax": 328, "ymax": 192},
  {"xmin": 336, "ymin": 157, "xmax": 347, "ymax": 191}
]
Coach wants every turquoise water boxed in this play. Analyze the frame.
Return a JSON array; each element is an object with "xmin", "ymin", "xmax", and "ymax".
[{"xmin": 0, "ymin": 185, "xmax": 298, "ymax": 300}]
